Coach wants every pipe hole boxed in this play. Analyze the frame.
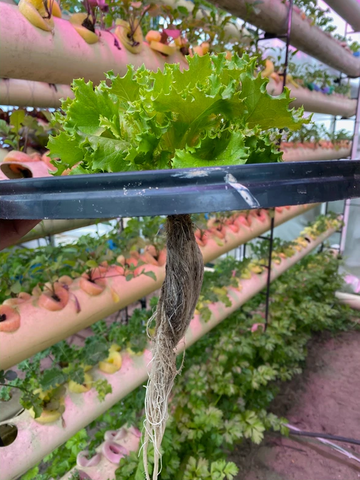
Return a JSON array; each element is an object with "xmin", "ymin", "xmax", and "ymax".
[
  {"xmin": 0, "ymin": 163, "xmax": 33, "ymax": 179},
  {"xmin": 0, "ymin": 424, "xmax": 18, "ymax": 447},
  {"xmin": 78, "ymin": 470, "xmax": 92, "ymax": 480}
]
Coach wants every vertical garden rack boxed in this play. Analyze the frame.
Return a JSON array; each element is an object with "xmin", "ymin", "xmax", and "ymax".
[
  {"xmin": 0, "ymin": 224, "xmax": 340, "ymax": 480},
  {"xmin": 228, "ymin": 0, "xmax": 360, "ymax": 321},
  {"xmin": 1, "ymin": 1, "xmax": 360, "ymax": 479}
]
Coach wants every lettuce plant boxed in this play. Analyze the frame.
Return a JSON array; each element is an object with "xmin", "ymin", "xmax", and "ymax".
[
  {"xmin": 48, "ymin": 52, "xmax": 306, "ymax": 480},
  {"xmin": 48, "ymin": 54, "xmax": 304, "ymax": 175}
]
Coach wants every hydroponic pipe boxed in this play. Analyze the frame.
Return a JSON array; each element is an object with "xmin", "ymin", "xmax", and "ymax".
[
  {"xmin": 13, "ymin": 219, "xmax": 111, "ymax": 245},
  {"xmin": 0, "ymin": 4, "xmax": 188, "ymax": 85},
  {"xmin": 0, "ymin": 224, "xmax": 334, "ymax": 480},
  {"xmin": 335, "ymin": 291, "xmax": 360, "ymax": 311},
  {"xmin": 61, "ymin": 425, "xmax": 141, "ymax": 480},
  {"xmin": 0, "ymin": 79, "xmax": 73, "ymax": 108},
  {"xmin": 282, "ymin": 147, "xmax": 351, "ymax": 162},
  {"xmin": 159, "ymin": 0, "xmax": 248, "ymax": 44},
  {"xmin": 0, "ymin": 204, "xmax": 315, "ymax": 370},
  {"xmin": 324, "ymin": 0, "xmax": 360, "ymax": 33},
  {"xmin": 288, "ymin": 87, "xmax": 357, "ymax": 118},
  {"xmin": 1, "ymin": 76, "xmax": 356, "ymax": 114},
  {"xmin": 205, "ymin": 0, "xmax": 360, "ymax": 77},
  {"xmin": 267, "ymin": 80, "xmax": 357, "ymax": 117}
]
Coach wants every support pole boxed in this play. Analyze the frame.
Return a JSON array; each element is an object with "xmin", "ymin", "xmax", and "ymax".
[
  {"xmin": 340, "ymin": 82, "xmax": 360, "ymax": 254},
  {"xmin": 263, "ymin": 0, "xmax": 293, "ymax": 328},
  {"xmin": 264, "ymin": 212, "xmax": 275, "ymax": 330}
]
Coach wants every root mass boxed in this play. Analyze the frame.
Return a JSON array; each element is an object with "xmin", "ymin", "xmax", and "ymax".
[{"xmin": 143, "ymin": 214, "xmax": 204, "ymax": 479}]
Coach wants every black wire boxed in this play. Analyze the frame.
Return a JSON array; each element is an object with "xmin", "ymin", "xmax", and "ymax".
[{"xmin": 288, "ymin": 429, "xmax": 360, "ymax": 446}]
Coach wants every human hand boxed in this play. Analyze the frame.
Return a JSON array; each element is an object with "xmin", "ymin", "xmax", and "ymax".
[{"xmin": 0, "ymin": 219, "xmax": 40, "ymax": 251}]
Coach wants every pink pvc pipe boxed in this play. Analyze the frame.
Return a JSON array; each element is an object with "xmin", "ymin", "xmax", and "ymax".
[
  {"xmin": 0, "ymin": 161, "xmax": 52, "ymax": 179},
  {"xmin": 282, "ymin": 147, "xmax": 351, "ymax": 162},
  {"xmin": 0, "ymin": 204, "xmax": 316, "ymax": 370},
  {"xmin": 288, "ymin": 86, "xmax": 356, "ymax": 118},
  {"xmin": 0, "ymin": 4, "xmax": 188, "ymax": 86},
  {"xmin": 0, "ymin": 78, "xmax": 74, "ymax": 109},
  {"xmin": 63, "ymin": 426, "xmax": 141, "ymax": 480},
  {"xmin": 266, "ymin": 80, "xmax": 357, "ymax": 118},
  {"xmin": 0, "ymin": 225, "xmax": 334, "ymax": 480}
]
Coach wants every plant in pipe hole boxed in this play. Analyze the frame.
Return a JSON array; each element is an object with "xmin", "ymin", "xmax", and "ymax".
[
  {"xmin": 0, "ymin": 337, "xmax": 114, "ymax": 419},
  {"xmin": 0, "ymin": 352, "xmax": 55, "ymax": 419},
  {"xmin": 69, "ymin": 0, "xmax": 110, "ymax": 44},
  {"xmin": 48, "ymin": 53, "xmax": 306, "ymax": 478},
  {"xmin": 0, "ymin": 110, "xmax": 26, "ymax": 152},
  {"xmin": 282, "ymin": 124, "xmax": 351, "ymax": 150},
  {"xmin": 18, "ymin": 0, "xmax": 61, "ymax": 32},
  {"xmin": 196, "ymin": 256, "xmax": 250, "ymax": 321},
  {"xmin": 144, "ymin": 0, "xmax": 258, "ymax": 59},
  {"xmin": 0, "ymin": 213, "xmax": 198, "ymax": 304},
  {"xmin": 0, "ymin": 222, "xmax": 162, "ymax": 306},
  {"xmin": 268, "ymin": 47, "xmax": 352, "ymax": 97}
]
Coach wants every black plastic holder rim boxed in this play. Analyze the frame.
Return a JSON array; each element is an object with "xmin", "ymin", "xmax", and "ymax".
[{"xmin": 0, "ymin": 160, "xmax": 359, "ymax": 219}]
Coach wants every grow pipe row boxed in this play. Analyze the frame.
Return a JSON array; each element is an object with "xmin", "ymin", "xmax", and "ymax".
[
  {"xmin": 0, "ymin": 224, "xmax": 336, "ymax": 480},
  {"xmin": 324, "ymin": 0, "xmax": 360, "ymax": 33},
  {"xmin": 205, "ymin": 0, "xmax": 360, "ymax": 77},
  {"xmin": 1, "ymin": 0, "xmax": 360, "ymax": 88},
  {"xmin": 287, "ymin": 86, "xmax": 356, "ymax": 118},
  {"xmin": 0, "ymin": 204, "xmax": 315, "ymax": 370},
  {"xmin": 335, "ymin": 291, "xmax": 360, "ymax": 311},
  {"xmin": 0, "ymin": 78, "xmax": 74, "ymax": 109},
  {"xmin": 12, "ymin": 219, "xmax": 112, "ymax": 245},
  {"xmin": 268, "ymin": 79, "xmax": 356, "ymax": 117},
  {"xmin": 282, "ymin": 146, "xmax": 351, "ymax": 162},
  {"xmin": 0, "ymin": 3, "xmax": 188, "ymax": 86},
  {"xmin": 0, "ymin": 76, "xmax": 357, "ymax": 119}
]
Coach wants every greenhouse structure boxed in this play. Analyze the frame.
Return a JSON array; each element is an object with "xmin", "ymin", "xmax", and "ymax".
[{"xmin": 0, "ymin": 0, "xmax": 359, "ymax": 479}]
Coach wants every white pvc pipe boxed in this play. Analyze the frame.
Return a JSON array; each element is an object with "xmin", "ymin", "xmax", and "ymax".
[
  {"xmin": 206, "ymin": 0, "xmax": 360, "ymax": 77},
  {"xmin": 267, "ymin": 79, "xmax": 356, "ymax": 116},
  {"xmin": 282, "ymin": 147, "xmax": 351, "ymax": 162},
  {"xmin": 324, "ymin": 0, "xmax": 360, "ymax": 33},
  {"xmin": 0, "ymin": 79, "xmax": 74, "ymax": 108},
  {"xmin": 1, "ymin": 76, "xmax": 356, "ymax": 114},
  {"xmin": 287, "ymin": 86, "xmax": 357, "ymax": 117},
  {"xmin": 0, "ymin": 204, "xmax": 315, "ymax": 371},
  {"xmin": 335, "ymin": 291, "xmax": 360, "ymax": 311},
  {"xmin": 14, "ymin": 219, "xmax": 110, "ymax": 244},
  {"xmin": 0, "ymin": 224, "xmax": 333, "ymax": 480},
  {"xmin": 0, "ymin": 4, "xmax": 188, "ymax": 85},
  {"xmin": 61, "ymin": 426, "xmax": 141, "ymax": 480}
]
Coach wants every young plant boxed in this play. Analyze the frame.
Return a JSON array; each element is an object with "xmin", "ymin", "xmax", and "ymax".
[
  {"xmin": 48, "ymin": 53, "xmax": 305, "ymax": 479},
  {"xmin": 0, "ymin": 110, "xmax": 26, "ymax": 152}
]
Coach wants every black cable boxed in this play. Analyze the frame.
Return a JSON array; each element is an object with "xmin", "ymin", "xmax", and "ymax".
[{"xmin": 288, "ymin": 429, "xmax": 360, "ymax": 446}]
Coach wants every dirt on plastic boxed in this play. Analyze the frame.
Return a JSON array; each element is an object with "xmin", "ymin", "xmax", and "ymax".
[{"xmin": 229, "ymin": 329, "xmax": 360, "ymax": 480}]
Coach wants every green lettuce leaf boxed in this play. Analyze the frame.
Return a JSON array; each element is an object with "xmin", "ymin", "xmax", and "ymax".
[
  {"xmin": 48, "ymin": 53, "xmax": 307, "ymax": 175},
  {"xmin": 173, "ymin": 131, "xmax": 248, "ymax": 169}
]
